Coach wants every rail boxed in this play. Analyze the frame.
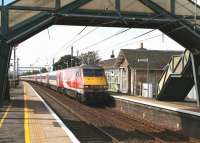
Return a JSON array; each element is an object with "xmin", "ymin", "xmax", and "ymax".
[{"xmin": 157, "ymin": 50, "xmax": 191, "ymax": 96}]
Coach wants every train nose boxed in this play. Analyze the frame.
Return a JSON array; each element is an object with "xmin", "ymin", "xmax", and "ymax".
[{"xmin": 84, "ymin": 77, "xmax": 106, "ymax": 85}]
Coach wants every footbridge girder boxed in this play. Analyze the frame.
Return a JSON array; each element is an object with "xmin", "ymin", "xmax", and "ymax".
[
  {"xmin": 0, "ymin": 0, "xmax": 199, "ymax": 46},
  {"xmin": 1, "ymin": 0, "xmax": 200, "ymax": 105}
]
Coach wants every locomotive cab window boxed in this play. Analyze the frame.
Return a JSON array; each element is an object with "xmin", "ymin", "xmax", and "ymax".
[{"xmin": 83, "ymin": 69, "xmax": 105, "ymax": 76}]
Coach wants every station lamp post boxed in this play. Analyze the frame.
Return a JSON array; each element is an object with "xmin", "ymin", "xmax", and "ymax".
[{"xmin": 138, "ymin": 58, "xmax": 149, "ymax": 97}]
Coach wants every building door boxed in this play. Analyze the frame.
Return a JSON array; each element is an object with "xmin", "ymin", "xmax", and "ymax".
[{"xmin": 121, "ymin": 68, "xmax": 127, "ymax": 93}]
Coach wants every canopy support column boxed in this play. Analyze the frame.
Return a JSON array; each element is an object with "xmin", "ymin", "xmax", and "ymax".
[
  {"xmin": 0, "ymin": 43, "xmax": 12, "ymax": 106},
  {"xmin": 191, "ymin": 53, "xmax": 200, "ymax": 107}
]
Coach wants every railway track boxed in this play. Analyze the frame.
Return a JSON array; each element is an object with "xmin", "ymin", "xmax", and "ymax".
[
  {"xmin": 30, "ymin": 83, "xmax": 199, "ymax": 143},
  {"xmin": 31, "ymin": 83, "xmax": 117, "ymax": 143}
]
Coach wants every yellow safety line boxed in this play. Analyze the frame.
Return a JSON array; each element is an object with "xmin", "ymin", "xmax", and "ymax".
[
  {"xmin": 24, "ymin": 85, "xmax": 31, "ymax": 143},
  {"xmin": 0, "ymin": 102, "xmax": 12, "ymax": 128}
]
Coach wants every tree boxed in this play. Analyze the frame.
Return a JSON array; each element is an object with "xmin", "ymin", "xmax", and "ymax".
[
  {"xmin": 53, "ymin": 55, "xmax": 81, "ymax": 70},
  {"xmin": 40, "ymin": 67, "xmax": 48, "ymax": 73},
  {"xmin": 79, "ymin": 51, "xmax": 101, "ymax": 65},
  {"xmin": 21, "ymin": 70, "xmax": 40, "ymax": 76}
]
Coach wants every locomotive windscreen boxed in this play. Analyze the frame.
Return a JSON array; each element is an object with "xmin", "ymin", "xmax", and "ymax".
[{"xmin": 83, "ymin": 69, "xmax": 104, "ymax": 76}]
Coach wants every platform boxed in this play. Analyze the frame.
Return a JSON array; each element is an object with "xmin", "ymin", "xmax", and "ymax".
[
  {"xmin": 112, "ymin": 95, "xmax": 200, "ymax": 139},
  {"xmin": 113, "ymin": 95, "xmax": 200, "ymax": 114},
  {"xmin": 0, "ymin": 82, "xmax": 79, "ymax": 143}
]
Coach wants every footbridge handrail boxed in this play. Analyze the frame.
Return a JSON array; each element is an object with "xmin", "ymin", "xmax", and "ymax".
[{"xmin": 157, "ymin": 50, "xmax": 191, "ymax": 96}]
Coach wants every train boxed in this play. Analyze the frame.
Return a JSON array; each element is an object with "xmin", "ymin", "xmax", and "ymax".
[{"xmin": 20, "ymin": 65, "xmax": 110, "ymax": 104}]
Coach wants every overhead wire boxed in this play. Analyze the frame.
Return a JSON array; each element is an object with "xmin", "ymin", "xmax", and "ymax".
[
  {"xmin": 59, "ymin": 0, "xmax": 159, "ymax": 55},
  {"xmin": 74, "ymin": 1, "xmax": 165, "ymax": 53},
  {"xmin": 47, "ymin": 28, "xmax": 51, "ymax": 40},
  {"xmin": 53, "ymin": 0, "xmax": 195, "ymax": 63},
  {"xmin": 97, "ymin": 29, "xmax": 157, "ymax": 52},
  {"xmin": 98, "ymin": 33, "xmax": 163, "ymax": 55},
  {"xmin": 71, "ymin": 1, "xmax": 139, "ymax": 54},
  {"xmin": 52, "ymin": 26, "xmax": 88, "ymax": 58},
  {"xmin": 98, "ymin": 19, "xmax": 190, "ymax": 56},
  {"xmin": 53, "ymin": 0, "xmax": 144, "ymax": 59},
  {"xmin": 79, "ymin": 28, "xmax": 131, "ymax": 52},
  {"xmin": 63, "ymin": 27, "xmax": 99, "ymax": 51},
  {"xmin": 97, "ymin": 22, "xmax": 184, "ymax": 55},
  {"xmin": 51, "ymin": 1, "xmax": 116, "ymax": 62},
  {"xmin": 49, "ymin": 3, "xmax": 117, "ymax": 65},
  {"xmin": 77, "ymin": 0, "xmax": 156, "ymax": 53}
]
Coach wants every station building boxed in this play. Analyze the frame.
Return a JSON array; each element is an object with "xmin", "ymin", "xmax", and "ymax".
[{"xmin": 100, "ymin": 45, "xmax": 182, "ymax": 98}]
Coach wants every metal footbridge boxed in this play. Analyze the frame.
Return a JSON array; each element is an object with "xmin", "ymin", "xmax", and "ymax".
[
  {"xmin": 157, "ymin": 48, "xmax": 200, "ymax": 104},
  {"xmin": 1, "ymin": 0, "xmax": 200, "ymax": 106},
  {"xmin": 157, "ymin": 50, "xmax": 194, "ymax": 101}
]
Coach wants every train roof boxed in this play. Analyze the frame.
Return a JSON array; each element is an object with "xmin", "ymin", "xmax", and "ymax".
[
  {"xmin": 20, "ymin": 64, "xmax": 104, "ymax": 77},
  {"xmin": 79, "ymin": 64, "xmax": 103, "ymax": 69}
]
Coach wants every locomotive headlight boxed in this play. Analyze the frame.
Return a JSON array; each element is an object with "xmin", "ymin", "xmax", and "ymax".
[
  {"xmin": 100, "ymin": 85, "xmax": 105, "ymax": 88},
  {"xmin": 104, "ymin": 85, "xmax": 108, "ymax": 89},
  {"xmin": 84, "ymin": 85, "xmax": 89, "ymax": 88}
]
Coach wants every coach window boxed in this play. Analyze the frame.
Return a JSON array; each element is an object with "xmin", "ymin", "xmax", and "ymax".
[{"xmin": 76, "ymin": 72, "xmax": 81, "ymax": 77}]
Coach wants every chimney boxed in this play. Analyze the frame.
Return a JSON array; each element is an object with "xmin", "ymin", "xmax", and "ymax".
[
  {"xmin": 111, "ymin": 50, "xmax": 115, "ymax": 58},
  {"xmin": 139, "ymin": 42, "xmax": 147, "ymax": 51},
  {"xmin": 140, "ymin": 42, "xmax": 143, "ymax": 49}
]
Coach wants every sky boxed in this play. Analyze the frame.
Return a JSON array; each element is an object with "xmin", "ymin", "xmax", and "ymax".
[
  {"xmin": 16, "ymin": 26, "xmax": 184, "ymax": 68},
  {"xmin": 0, "ymin": 0, "xmax": 14, "ymax": 5}
]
